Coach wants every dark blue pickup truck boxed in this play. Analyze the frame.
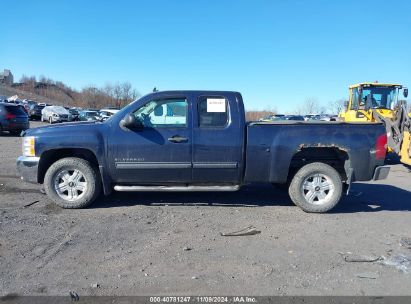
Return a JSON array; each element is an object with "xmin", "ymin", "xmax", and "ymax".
[{"xmin": 17, "ymin": 91, "xmax": 390, "ymax": 212}]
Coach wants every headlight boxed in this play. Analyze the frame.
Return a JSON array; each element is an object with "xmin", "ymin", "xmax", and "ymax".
[
  {"xmin": 53, "ymin": 113, "xmax": 59, "ymax": 117},
  {"xmin": 23, "ymin": 136, "xmax": 36, "ymax": 157}
]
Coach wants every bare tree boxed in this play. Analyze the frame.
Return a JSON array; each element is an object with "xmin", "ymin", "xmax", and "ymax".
[
  {"xmin": 39, "ymin": 75, "xmax": 47, "ymax": 83},
  {"xmin": 15, "ymin": 72, "xmax": 141, "ymax": 109},
  {"xmin": 302, "ymin": 98, "xmax": 320, "ymax": 114},
  {"xmin": 328, "ymin": 99, "xmax": 346, "ymax": 115},
  {"xmin": 112, "ymin": 83, "xmax": 122, "ymax": 108},
  {"xmin": 245, "ymin": 106, "xmax": 277, "ymax": 122}
]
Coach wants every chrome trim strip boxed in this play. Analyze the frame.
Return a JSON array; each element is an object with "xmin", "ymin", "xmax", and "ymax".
[
  {"xmin": 192, "ymin": 162, "xmax": 238, "ymax": 169},
  {"xmin": 115, "ymin": 162, "xmax": 238, "ymax": 169},
  {"xmin": 115, "ymin": 162, "xmax": 191, "ymax": 169},
  {"xmin": 114, "ymin": 185, "xmax": 240, "ymax": 192}
]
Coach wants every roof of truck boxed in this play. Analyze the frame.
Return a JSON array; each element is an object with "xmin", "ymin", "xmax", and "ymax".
[{"xmin": 349, "ymin": 82, "xmax": 402, "ymax": 89}]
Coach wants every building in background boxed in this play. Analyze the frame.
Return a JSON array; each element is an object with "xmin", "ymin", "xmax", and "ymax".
[{"xmin": 0, "ymin": 69, "xmax": 14, "ymax": 85}]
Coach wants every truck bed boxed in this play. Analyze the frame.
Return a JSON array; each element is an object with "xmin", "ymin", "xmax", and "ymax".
[{"xmin": 244, "ymin": 122, "xmax": 386, "ymax": 183}]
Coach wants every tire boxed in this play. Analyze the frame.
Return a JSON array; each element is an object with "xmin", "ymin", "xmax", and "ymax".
[
  {"xmin": 44, "ymin": 157, "xmax": 101, "ymax": 208},
  {"xmin": 10, "ymin": 130, "xmax": 21, "ymax": 136},
  {"xmin": 0, "ymin": 124, "xmax": 3, "ymax": 135},
  {"xmin": 49, "ymin": 117, "xmax": 53, "ymax": 124},
  {"xmin": 288, "ymin": 162, "xmax": 342, "ymax": 213}
]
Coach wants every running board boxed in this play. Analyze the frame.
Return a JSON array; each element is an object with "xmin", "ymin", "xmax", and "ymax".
[{"xmin": 113, "ymin": 185, "xmax": 240, "ymax": 192}]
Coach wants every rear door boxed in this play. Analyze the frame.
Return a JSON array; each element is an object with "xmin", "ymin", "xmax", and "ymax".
[
  {"xmin": 108, "ymin": 94, "xmax": 192, "ymax": 184},
  {"xmin": 192, "ymin": 93, "xmax": 244, "ymax": 184}
]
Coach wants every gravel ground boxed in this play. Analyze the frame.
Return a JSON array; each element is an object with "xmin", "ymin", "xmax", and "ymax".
[{"xmin": 1, "ymin": 121, "xmax": 411, "ymax": 296}]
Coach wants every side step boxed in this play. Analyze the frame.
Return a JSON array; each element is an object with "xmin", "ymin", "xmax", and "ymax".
[{"xmin": 113, "ymin": 185, "xmax": 240, "ymax": 192}]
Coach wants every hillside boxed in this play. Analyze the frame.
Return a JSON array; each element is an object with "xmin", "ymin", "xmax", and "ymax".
[
  {"xmin": 1, "ymin": 74, "xmax": 140, "ymax": 109},
  {"xmin": 0, "ymin": 84, "xmax": 64, "ymax": 105}
]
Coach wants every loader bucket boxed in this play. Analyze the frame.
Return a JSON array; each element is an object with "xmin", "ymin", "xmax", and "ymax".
[{"xmin": 400, "ymin": 130, "xmax": 411, "ymax": 166}]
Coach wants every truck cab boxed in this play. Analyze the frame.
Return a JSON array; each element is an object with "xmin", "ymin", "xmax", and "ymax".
[{"xmin": 109, "ymin": 91, "xmax": 245, "ymax": 185}]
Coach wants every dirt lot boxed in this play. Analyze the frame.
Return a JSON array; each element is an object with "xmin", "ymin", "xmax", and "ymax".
[{"xmin": 1, "ymin": 121, "xmax": 411, "ymax": 297}]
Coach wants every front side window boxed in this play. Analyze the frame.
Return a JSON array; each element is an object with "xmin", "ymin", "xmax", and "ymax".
[
  {"xmin": 133, "ymin": 98, "xmax": 188, "ymax": 128},
  {"xmin": 198, "ymin": 96, "xmax": 228, "ymax": 127}
]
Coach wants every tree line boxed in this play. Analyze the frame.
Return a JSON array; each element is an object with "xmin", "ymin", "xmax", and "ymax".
[
  {"xmin": 13, "ymin": 74, "xmax": 346, "ymax": 118},
  {"xmin": 15, "ymin": 75, "xmax": 140, "ymax": 109}
]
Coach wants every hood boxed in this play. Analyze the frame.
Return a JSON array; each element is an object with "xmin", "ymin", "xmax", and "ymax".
[
  {"xmin": 24, "ymin": 121, "xmax": 101, "ymax": 136},
  {"xmin": 43, "ymin": 106, "xmax": 70, "ymax": 115}
]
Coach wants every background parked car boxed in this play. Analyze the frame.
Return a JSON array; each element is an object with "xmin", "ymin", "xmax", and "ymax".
[
  {"xmin": 0, "ymin": 102, "xmax": 29, "ymax": 135},
  {"xmin": 259, "ymin": 114, "xmax": 286, "ymax": 122},
  {"xmin": 304, "ymin": 114, "xmax": 321, "ymax": 121},
  {"xmin": 28, "ymin": 104, "xmax": 45, "ymax": 120},
  {"xmin": 98, "ymin": 108, "xmax": 119, "ymax": 121},
  {"xmin": 284, "ymin": 115, "xmax": 305, "ymax": 121},
  {"xmin": 78, "ymin": 110, "xmax": 99, "ymax": 121},
  {"xmin": 68, "ymin": 108, "xmax": 80, "ymax": 121},
  {"xmin": 41, "ymin": 106, "xmax": 72, "ymax": 124},
  {"xmin": 21, "ymin": 99, "xmax": 37, "ymax": 113}
]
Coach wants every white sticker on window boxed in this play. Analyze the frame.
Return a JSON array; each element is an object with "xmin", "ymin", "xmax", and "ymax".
[{"xmin": 207, "ymin": 98, "xmax": 226, "ymax": 112}]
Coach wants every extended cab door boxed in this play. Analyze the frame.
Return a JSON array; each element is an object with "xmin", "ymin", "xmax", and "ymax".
[
  {"xmin": 108, "ymin": 95, "xmax": 192, "ymax": 184},
  {"xmin": 192, "ymin": 93, "xmax": 245, "ymax": 184}
]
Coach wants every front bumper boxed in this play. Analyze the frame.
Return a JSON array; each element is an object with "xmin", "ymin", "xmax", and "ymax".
[
  {"xmin": 373, "ymin": 165, "xmax": 390, "ymax": 181},
  {"xmin": 16, "ymin": 156, "xmax": 40, "ymax": 183}
]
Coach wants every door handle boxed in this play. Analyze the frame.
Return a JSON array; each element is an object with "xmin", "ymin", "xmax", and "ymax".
[{"xmin": 168, "ymin": 136, "xmax": 188, "ymax": 143}]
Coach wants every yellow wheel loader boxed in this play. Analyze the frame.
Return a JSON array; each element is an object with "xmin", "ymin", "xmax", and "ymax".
[{"xmin": 339, "ymin": 82, "xmax": 411, "ymax": 165}]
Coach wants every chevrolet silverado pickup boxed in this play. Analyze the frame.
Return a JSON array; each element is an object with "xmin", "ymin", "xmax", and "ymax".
[{"xmin": 17, "ymin": 91, "xmax": 390, "ymax": 212}]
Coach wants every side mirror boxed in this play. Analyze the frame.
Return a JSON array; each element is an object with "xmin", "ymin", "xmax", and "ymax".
[
  {"xmin": 121, "ymin": 114, "xmax": 143, "ymax": 130},
  {"xmin": 404, "ymin": 88, "xmax": 408, "ymax": 98}
]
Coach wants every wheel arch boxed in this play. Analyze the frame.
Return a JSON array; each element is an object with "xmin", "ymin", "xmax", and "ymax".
[
  {"xmin": 38, "ymin": 148, "xmax": 99, "ymax": 184},
  {"xmin": 287, "ymin": 147, "xmax": 351, "ymax": 183}
]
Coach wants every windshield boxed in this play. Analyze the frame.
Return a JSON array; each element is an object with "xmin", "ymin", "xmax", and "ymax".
[{"xmin": 358, "ymin": 86, "xmax": 399, "ymax": 109}]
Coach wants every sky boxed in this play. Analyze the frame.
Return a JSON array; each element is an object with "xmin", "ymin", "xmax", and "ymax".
[{"xmin": 1, "ymin": 0, "xmax": 410, "ymax": 112}]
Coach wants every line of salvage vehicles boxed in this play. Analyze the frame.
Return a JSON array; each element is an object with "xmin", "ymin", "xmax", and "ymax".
[
  {"xmin": 0, "ymin": 96, "xmax": 119, "ymax": 126},
  {"xmin": 14, "ymin": 82, "xmax": 411, "ymax": 213}
]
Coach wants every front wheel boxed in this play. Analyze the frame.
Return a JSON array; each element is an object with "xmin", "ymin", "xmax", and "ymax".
[
  {"xmin": 288, "ymin": 162, "xmax": 343, "ymax": 213},
  {"xmin": 44, "ymin": 157, "xmax": 101, "ymax": 208}
]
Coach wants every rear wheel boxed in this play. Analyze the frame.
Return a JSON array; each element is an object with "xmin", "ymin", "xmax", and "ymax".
[
  {"xmin": 288, "ymin": 162, "xmax": 342, "ymax": 213},
  {"xmin": 44, "ymin": 157, "xmax": 101, "ymax": 208}
]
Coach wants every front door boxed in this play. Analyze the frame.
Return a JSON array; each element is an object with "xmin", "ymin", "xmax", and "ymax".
[{"xmin": 108, "ymin": 96, "xmax": 192, "ymax": 184}]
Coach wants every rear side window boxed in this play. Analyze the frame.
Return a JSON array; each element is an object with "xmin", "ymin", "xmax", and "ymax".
[
  {"xmin": 5, "ymin": 105, "xmax": 27, "ymax": 115},
  {"xmin": 198, "ymin": 96, "xmax": 228, "ymax": 127}
]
